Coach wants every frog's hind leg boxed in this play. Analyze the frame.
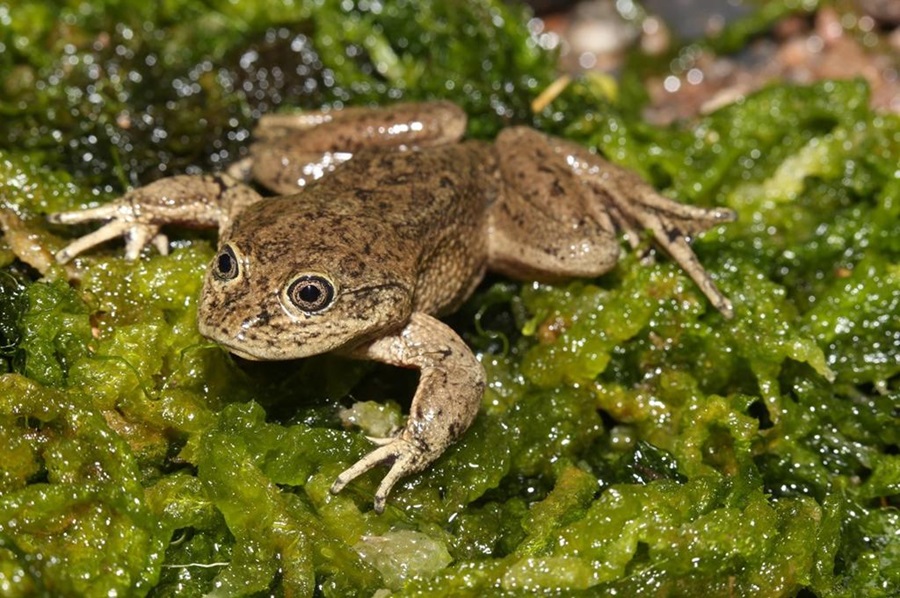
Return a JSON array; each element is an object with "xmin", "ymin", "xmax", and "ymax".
[
  {"xmin": 486, "ymin": 130, "xmax": 623, "ymax": 283},
  {"xmin": 245, "ymin": 101, "xmax": 469, "ymax": 194},
  {"xmin": 251, "ymin": 101, "xmax": 466, "ymax": 144},
  {"xmin": 490, "ymin": 127, "xmax": 735, "ymax": 318}
]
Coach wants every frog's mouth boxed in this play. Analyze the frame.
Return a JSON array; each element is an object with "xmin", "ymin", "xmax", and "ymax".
[
  {"xmin": 197, "ymin": 320, "xmax": 270, "ymax": 361},
  {"xmin": 215, "ymin": 341, "xmax": 266, "ymax": 362},
  {"xmin": 200, "ymin": 323, "xmax": 318, "ymax": 361}
]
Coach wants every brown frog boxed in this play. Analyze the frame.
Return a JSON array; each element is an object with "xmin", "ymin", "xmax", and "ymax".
[{"xmin": 50, "ymin": 101, "xmax": 734, "ymax": 512}]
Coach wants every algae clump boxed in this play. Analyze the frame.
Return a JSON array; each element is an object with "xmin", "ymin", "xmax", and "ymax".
[{"xmin": 1, "ymin": 0, "xmax": 898, "ymax": 596}]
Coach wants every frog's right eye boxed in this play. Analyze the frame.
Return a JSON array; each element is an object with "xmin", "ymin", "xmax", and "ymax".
[
  {"xmin": 285, "ymin": 274, "xmax": 335, "ymax": 313},
  {"xmin": 213, "ymin": 245, "xmax": 240, "ymax": 281}
]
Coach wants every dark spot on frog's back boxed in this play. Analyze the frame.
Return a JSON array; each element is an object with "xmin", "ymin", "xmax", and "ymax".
[
  {"xmin": 381, "ymin": 173, "xmax": 410, "ymax": 186},
  {"xmin": 551, "ymin": 180, "xmax": 565, "ymax": 197},
  {"xmin": 248, "ymin": 200, "xmax": 286, "ymax": 227},
  {"xmin": 500, "ymin": 201, "xmax": 525, "ymax": 226}
]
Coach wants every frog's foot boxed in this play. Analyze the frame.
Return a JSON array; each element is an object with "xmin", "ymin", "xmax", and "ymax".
[
  {"xmin": 47, "ymin": 175, "xmax": 257, "ymax": 262},
  {"xmin": 49, "ymin": 204, "xmax": 167, "ymax": 262},
  {"xmin": 598, "ymin": 185, "xmax": 736, "ymax": 318},
  {"xmin": 331, "ymin": 432, "xmax": 436, "ymax": 514},
  {"xmin": 0, "ymin": 208, "xmax": 76, "ymax": 277},
  {"xmin": 610, "ymin": 198, "xmax": 734, "ymax": 256}
]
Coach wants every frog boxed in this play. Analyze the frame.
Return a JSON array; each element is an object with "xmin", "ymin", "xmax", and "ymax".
[{"xmin": 49, "ymin": 101, "xmax": 735, "ymax": 513}]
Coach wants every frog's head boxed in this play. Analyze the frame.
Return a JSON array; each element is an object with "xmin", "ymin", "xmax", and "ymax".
[{"xmin": 197, "ymin": 198, "xmax": 414, "ymax": 360}]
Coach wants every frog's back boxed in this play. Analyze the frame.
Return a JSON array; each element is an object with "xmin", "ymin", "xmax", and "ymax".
[{"xmin": 303, "ymin": 141, "xmax": 498, "ymax": 314}]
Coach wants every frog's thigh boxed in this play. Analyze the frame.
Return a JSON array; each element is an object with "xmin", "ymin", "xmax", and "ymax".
[
  {"xmin": 250, "ymin": 101, "xmax": 469, "ymax": 194},
  {"xmin": 487, "ymin": 127, "xmax": 620, "ymax": 281},
  {"xmin": 253, "ymin": 101, "xmax": 465, "ymax": 143},
  {"xmin": 253, "ymin": 106, "xmax": 374, "ymax": 141},
  {"xmin": 249, "ymin": 142, "xmax": 355, "ymax": 194}
]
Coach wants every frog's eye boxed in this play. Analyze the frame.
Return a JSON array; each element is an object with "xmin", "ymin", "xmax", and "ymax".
[
  {"xmin": 213, "ymin": 245, "xmax": 240, "ymax": 281},
  {"xmin": 286, "ymin": 275, "xmax": 335, "ymax": 313}
]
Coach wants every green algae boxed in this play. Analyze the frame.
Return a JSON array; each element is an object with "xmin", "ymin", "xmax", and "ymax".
[{"xmin": 1, "ymin": 0, "xmax": 898, "ymax": 596}]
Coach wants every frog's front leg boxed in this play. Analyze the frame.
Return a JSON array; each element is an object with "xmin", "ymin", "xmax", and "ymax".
[
  {"xmin": 489, "ymin": 127, "xmax": 736, "ymax": 318},
  {"xmin": 331, "ymin": 312, "xmax": 484, "ymax": 513},
  {"xmin": 49, "ymin": 174, "xmax": 263, "ymax": 262}
]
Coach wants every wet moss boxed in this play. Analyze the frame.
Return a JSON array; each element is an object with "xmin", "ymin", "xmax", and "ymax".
[{"xmin": 1, "ymin": 0, "xmax": 898, "ymax": 596}]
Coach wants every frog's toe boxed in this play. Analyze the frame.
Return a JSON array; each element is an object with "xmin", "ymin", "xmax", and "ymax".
[
  {"xmin": 124, "ymin": 223, "xmax": 163, "ymax": 260},
  {"xmin": 331, "ymin": 436, "xmax": 430, "ymax": 513},
  {"xmin": 55, "ymin": 220, "xmax": 164, "ymax": 263},
  {"xmin": 50, "ymin": 201, "xmax": 150, "ymax": 262},
  {"xmin": 55, "ymin": 219, "xmax": 133, "ymax": 263},
  {"xmin": 371, "ymin": 449, "xmax": 421, "ymax": 514},
  {"xmin": 152, "ymin": 233, "xmax": 170, "ymax": 256},
  {"xmin": 332, "ymin": 443, "xmax": 396, "ymax": 496},
  {"xmin": 47, "ymin": 203, "xmax": 122, "ymax": 225}
]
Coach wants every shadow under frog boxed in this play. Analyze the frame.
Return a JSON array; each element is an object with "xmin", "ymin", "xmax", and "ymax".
[{"xmin": 50, "ymin": 101, "xmax": 735, "ymax": 513}]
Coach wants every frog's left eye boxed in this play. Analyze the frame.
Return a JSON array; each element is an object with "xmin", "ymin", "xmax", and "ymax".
[
  {"xmin": 213, "ymin": 244, "xmax": 240, "ymax": 281},
  {"xmin": 286, "ymin": 275, "xmax": 335, "ymax": 313}
]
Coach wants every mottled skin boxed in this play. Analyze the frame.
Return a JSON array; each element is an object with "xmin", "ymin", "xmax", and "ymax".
[{"xmin": 50, "ymin": 101, "xmax": 735, "ymax": 512}]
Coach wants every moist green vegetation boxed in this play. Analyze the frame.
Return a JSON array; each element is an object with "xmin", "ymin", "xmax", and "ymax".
[{"xmin": 1, "ymin": 0, "xmax": 898, "ymax": 596}]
